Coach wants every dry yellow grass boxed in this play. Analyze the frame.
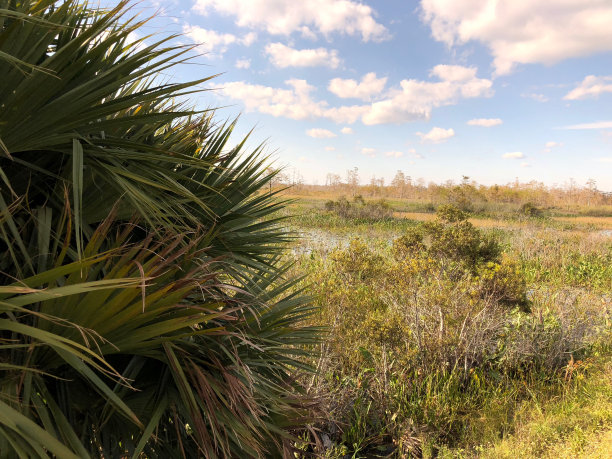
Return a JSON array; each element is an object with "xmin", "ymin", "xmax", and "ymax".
[
  {"xmin": 552, "ymin": 216, "xmax": 612, "ymax": 229},
  {"xmin": 472, "ymin": 358, "xmax": 612, "ymax": 459},
  {"xmin": 393, "ymin": 211, "xmax": 532, "ymax": 230},
  {"xmin": 579, "ymin": 430, "xmax": 612, "ymax": 459},
  {"xmin": 393, "ymin": 211, "xmax": 436, "ymax": 221}
]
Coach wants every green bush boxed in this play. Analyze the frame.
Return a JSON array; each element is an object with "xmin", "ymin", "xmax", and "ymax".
[
  {"xmin": 394, "ymin": 204, "xmax": 504, "ymax": 277},
  {"xmin": 565, "ymin": 252, "xmax": 612, "ymax": 290},
  {"xmin": 325, "ymin": 196, "xmax": 393, "ymax": 220},
  {"xmin": 477, "ymin": 258, "xmax": 528, "ymax": 308},
  {"xmin": 329, "ymin": 238, "xmax": 386, "ymax": 281},
  {"xmin": 519, "ymin": 202, "xmax": 543, "ymax": 218},
  {"xmin": 300, "ymin": 206, "xmax": 608, "ymax": 456},
  {"xmin": 442, "ymin": 182, "xmax": 488, "ymax": 213},
  {"xmin": 437, "ymin": 203, "xmax": 470, "ymax": 222}
]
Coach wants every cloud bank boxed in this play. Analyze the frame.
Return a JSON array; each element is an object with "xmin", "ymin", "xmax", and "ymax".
[
  {"xmin": 420, "ymin": 0, "xmax": 612, "ymax": 75},
  {"xmin": 193, "ymin": 0, "xmax": 389, "ymax": 42}
]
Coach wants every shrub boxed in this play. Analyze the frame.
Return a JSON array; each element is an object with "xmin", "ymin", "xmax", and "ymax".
[
  {"xmin": 307, "ymin": 241, "xmax": 511, "ymax": 455},
  {"xmin": 329, "ymin": 238, "xmax": 385, "ymax": 281},
  {"xmin": 565, "ymin": 252, "xmax": 612, "ymax": 290},
  {"xmin": 394, "ymin": 204, "xmax": 502, "ymax": 275},
  {"xmin": 443, "ymin": 183, "xmax": 487, "ymax": 213},
  {"xmin": 325, "ymin": 196, "xmax": 393, "ymax": 220},
  {"xmin": 519, "ymin": 202, "xmax": 543, "ymax": 217},
  {"xmin": 497, "ymin": 291, "xmax": 604, "ymax": 373},
  {"xmin": 299, "ymin": 207, "xmax": 609, "ymax": 456},
  {"xmin": 477, "ymin": 258, "xmax": 528, "ymax": 308},
  {"xmin": 437, "ymin": 203, "xmax": 470, "ymax": 222}
]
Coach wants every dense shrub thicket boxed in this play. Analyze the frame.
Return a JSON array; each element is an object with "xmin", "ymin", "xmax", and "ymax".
[
  {"xmin": 519, "ymin": 201, "xmax": 543, "ymax": 218},
  {"xmin": 325, "ymin": 195, "xmax": 393, "ymax": 220},
  {"xmin": 299, "ymin": 205, "xmax": 607, "ymax": 457}
]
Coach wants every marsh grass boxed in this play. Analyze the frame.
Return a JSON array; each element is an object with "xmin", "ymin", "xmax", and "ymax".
[
  {"xmin": 287, "ymin": 201, "xmax": 612, "ymax": 457},
  {"xmin": 465, "ymin": 355, "xmax": 612, "ymax": 459}
]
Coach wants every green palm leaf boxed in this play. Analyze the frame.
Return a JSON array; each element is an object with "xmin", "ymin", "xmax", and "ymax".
[{"xmin": 0, "ymin": 0, "xmax": 318, "ymax": 457}]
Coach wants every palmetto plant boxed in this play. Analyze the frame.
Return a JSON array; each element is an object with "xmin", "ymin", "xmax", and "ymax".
[{"xmin": 0, "ymin": 1, "xmax": 317, "ymax": 457}]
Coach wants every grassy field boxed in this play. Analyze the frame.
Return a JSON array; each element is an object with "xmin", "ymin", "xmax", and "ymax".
[{"xmin": 283, "ymin": 193, "xmax": 612, "ymax": 458}]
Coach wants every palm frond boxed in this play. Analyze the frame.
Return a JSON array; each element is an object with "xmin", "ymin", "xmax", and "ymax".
[{"xmin": 0, "ymin": 1, "xmax": 318, "ymax": 456}]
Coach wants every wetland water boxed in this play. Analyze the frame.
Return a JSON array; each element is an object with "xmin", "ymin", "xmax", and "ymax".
[{"xmin": 292, "ymin": 222, "xmax": 612, "ymax": 256}]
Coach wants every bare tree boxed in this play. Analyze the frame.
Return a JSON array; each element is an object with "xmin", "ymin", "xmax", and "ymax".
[
  {"xmin": 392, "ymin": 170, "xmax": 406, "ymax": 198},
  {"xmin": 346, "ymin": 167, "xmax": 359, "ymax": 195}
]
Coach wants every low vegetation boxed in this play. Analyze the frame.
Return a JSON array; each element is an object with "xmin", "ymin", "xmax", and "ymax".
[
  {"xmin": 518, "ymin": 202, "xmax": 543, "ymax": 218},
  {"xmin": 325, "ymin": 195, "xmax": 393, "ymax": 220},
  {"xmin": 291, "ymin": 202, "xmax": 611, "ymax": 457}
]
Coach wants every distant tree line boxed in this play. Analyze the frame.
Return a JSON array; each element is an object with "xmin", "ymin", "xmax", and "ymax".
[{"xmin": 267, "ymin": 167, "xmax": 611, "ymax": 208}]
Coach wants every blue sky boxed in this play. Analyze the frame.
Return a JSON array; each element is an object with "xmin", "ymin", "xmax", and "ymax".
[{"xmin": 133, "ymin": 0, "xmax": 612, "ymax": 190}]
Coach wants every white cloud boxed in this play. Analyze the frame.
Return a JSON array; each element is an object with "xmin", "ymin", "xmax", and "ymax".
[
  {"xmin": 544, "ymin": 141, "xmax": 563, "ymax": 152},
  {"xmin": 220, "ymin": 65, "xmax": 492, "ymax": 126},
  {"xmin": 562, "ymin": 121, "xmax": 612, "ymax": 130},
  {"xmin": 235, "ymin": 58, "xmax": 251, "ymax": 69},
  {"xmin": 193, "ymin": 0, "xmax": 390, "ymax": 42},
  {"xmin": 328, "ymin": 73, "xmax": 387, "ymax": 100},
  {"xmin": 299, "ymin": 26, "xmax": 318, "ymax": 40},
  {"xmin": 502, "ymin": 152, "xmax": 525, "ymax": 159},
  {"xmin": 408, "ymin": 148, "xmax": 424, "ymax": 159},
  {"xmin": 362, "ymin": 65, "xmax": 492, "ymax": 125},
  {"xmin": 265, "ymin": 43, "xmax": 341, "ymax": 69},
  {"xmin": 306, "ymin": 128, "xmax": 337, "ymax": 138},
  {"xmin": 384, "ymin": 151, "xmax": 404, "ymax": 158},
  {"xmin": 183, "ymin": 25, "xmax": 255, "ymax": 55},
  {"xmin": 324, "ymin": 105, "xmax": 370, "ymax": 124},
  {"xmin": 597, "ymin": 157, "xmax": 612, "ymax": 163},
  {"xmin": 564, "ymin": 75, "xmax": 612, "ymax": 100},
  {"xmin": 361, "ymin": 98, "xmax": 426, "ymax": 125},
  {"xmin": 242, "ymin": 32, "xmax": 257, "ymax": 46},
  {"xmin": 417, "ymin": 127, "xmax": 455, "ymax": 143},
  {"xmin": 467, "ymin": 118, "xmax": 502, "ymax": 127},
  {"xmin": 520, "ymin": 162, "xmax": 531, "ymax": 167},
  {"xmin": 522, "ymin": 93, "xmax": 549, "ymax": 102},
  {"xmin": 220, "ymin": 79, "xmax": 328, "ymax": 121},
  {"xmin": 430, "ymin": 64, "xmax": 476, "ymax": 82},
  {"xmin": 325, "ymin": 146, "xmax": 336, "ymax": 151},
  {"xmin": 420, "ymin": 0, "xmax": 612, "ymax": 75},
  {"xmin": 361, "ymin": 147, "xmax": 376, "ymax": 157},
  {"xmin": 341, "ymin": 127, "xmax": 353, "ymax": 134}
]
